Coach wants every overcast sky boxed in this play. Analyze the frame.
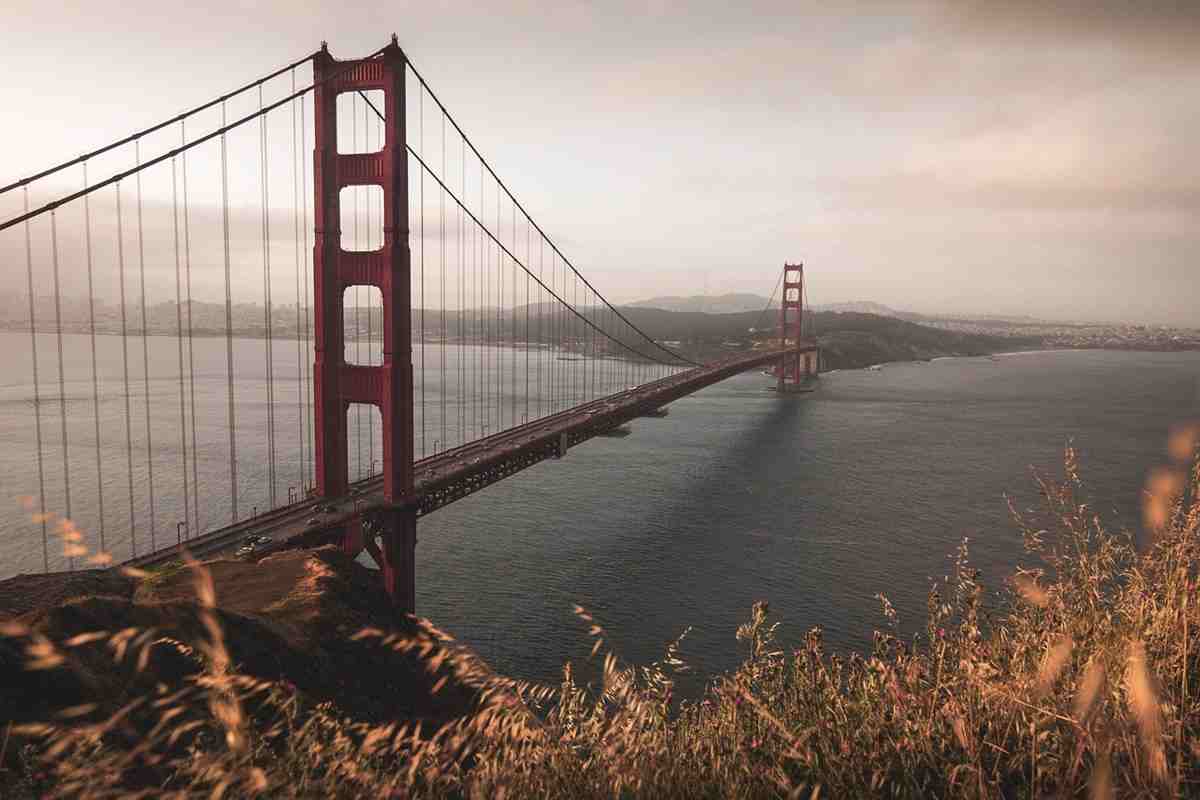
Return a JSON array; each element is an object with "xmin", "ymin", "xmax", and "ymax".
[{"xmin": 2, "ymin": 0, "xmax": 1197, "ymax": 325}]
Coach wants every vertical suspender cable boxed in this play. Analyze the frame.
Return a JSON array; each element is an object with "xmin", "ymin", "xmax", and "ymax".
[
  {"xmin": 588, "ymin": 288, "xmax": 595, "ymax": 400},
  {"xmin": 259, "ymin": 85, "xmax": 277, "ymax": 508},
  {"xmin": 549, "ymin": 251, "xmax": 556, "ymax": 412},
  {"xmin": 498, "ymin": 196, "xmax": 504, "ymax": 427},
  {"xmin": 524, "ymin": 215, "xmax": 530, "ymax": 423},
  {"xmin": 494, "ymin": 188, "xmax": 500, "ymax": 429},
  {"xmin": 366, "ymin": 100, "xmax": 374, "ymax": 475},
  {"xmin": 554, "ymin": 250, "xmax": 561, "ymax": 412},
  {"xmin": 23, "ymin": 189, "xmax": 49, "ymax": 572},
  {"xmin": 135, "ymin": 141, "xmax": 156, "ymax": 552},
  {"xmin": 300, "ymin": 95, "xmax": 314, "ymax": 490},
  {"xmin": 461, "ymin": 136, "xmax": 468, "ymax": 440},
  {"xmin": 439, "ymin": 113, "xmax": 446, "ymax": 453},
  {"xmin": 536, "ymin": 236, "xmax": 543, "ymax": 419},
  {"xmin": 353, "ymin": 98, "xmax": 362, "ymax": 481},
  {"xmin": 83, "ymin": 163, "xmax": 106, "ymax": 553},
  {"xmin": 50, "ymin": 206, "xmax": 72, "ymax": 567},
  {"xmin": 116, "ymin": 182, "xmax": 137, "ymax": 556},
  {"xmin": 457, "ymin": 129, "xmax": 464, "ymax": 441},
  {"xmin": 418, "ymin": 81, "xmax": 426, "ymax": 459},
  {"xmin": 181, "ymin": 122, "xmax": 201, "ymax": 533},
  {"xmin": 473, "ymin": 157, "xmax": 480, "ymax": 437},
  {"xmin": 480, "ymin": 163, "xmax": 487, "ymax": 432},
  {"xmin": 170, "ymin": 155, "xmax": 191, "ymax": 544},
  {"xmin": 572, "ymin": 275, "xmax": 578, "ymax": 406},
  {"xmin": 291, "ymin": 71, "xmax": 307, "ymax": 490},
  {"xmin": 220, "ymin": 101, "xmax": 240, "ymax": 523},
  {"xmin": 512, "ymin": 203, "xmax": 517, "ymax": 427}
]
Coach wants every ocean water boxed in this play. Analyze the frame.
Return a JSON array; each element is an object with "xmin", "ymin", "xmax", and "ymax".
[
  {"xmin": 1, "ymin": 332, "xmax": 1196, "ymax": 695},
  {"xmin": 414, "ymin": 349, "xmax": 1198, "ymax": 694}
]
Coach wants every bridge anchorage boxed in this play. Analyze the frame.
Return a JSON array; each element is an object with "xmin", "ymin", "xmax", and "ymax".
[{"xmin": 2, "ymin": 35, "xmax": 819, "ymax": 615}]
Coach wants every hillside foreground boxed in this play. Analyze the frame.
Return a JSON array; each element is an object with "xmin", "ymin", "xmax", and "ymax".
[{"xmin": 1, "ymin": 428, "xmax": 1198, "ymax": 798}]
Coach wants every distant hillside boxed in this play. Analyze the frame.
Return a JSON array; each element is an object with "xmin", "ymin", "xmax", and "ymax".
[
  {"xmin": 623, "ymin": 295, "xmax": 1061, "ymax": 327},
  {"xmin": 627, "ymin": 293, "xmax": 770, "ymax": 314},
  {"xmin": 812, "ymin": 301, "xmax": 906, "ymax": 317},
  {"xmin": 628, "ymin": 295, "xmax": 918, "ymax": 319},
  {"xmin": 611, "ymin": 306, "xmax": 1042, "ymax": 369}
]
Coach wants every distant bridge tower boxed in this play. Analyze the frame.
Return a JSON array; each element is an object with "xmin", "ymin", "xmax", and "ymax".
[
  {"xmin": 777, "ymin": 262, "xmax": 816, "ymax": 392},
  {"xmin": 312, "ymin": 37, "xmax": 417, "ymax": 613}
]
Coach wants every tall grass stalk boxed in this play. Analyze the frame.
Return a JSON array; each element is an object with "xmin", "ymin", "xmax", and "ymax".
[{"xmin": 3, "ymin": 430, "xmax": 1199, "ymax": 798}]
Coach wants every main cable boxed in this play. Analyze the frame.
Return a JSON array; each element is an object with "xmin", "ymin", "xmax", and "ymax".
[
  {"xmin": 0, "ymin": 51, "xmax": 318, "ymax": 196},
  {"xmin": 2, "ymin": 45, "xmax": 390, "ymax": 235},
  {"xmin": 356, "ymin": 88, "xmax": 694, "ymax": 368},
  {"xmin": 405, "ymin": 142, "xmax": 684, "ymax": 367},
  {"xmin": 388, "ymin": 65, "xmax": 695, "ymax": 368}
]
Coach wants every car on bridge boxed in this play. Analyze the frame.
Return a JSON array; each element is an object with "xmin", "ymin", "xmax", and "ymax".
[{"xmin": 235, "ymin": 534, "xmax": 273, "ymax": 558}]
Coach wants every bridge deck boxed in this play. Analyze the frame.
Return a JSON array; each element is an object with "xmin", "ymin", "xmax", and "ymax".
[{"xmin": 127, "ymin": 345, "xmax": 814, "ymax": 568}]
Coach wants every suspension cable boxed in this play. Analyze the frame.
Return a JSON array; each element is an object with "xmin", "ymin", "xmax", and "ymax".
[
  {"xmin": 2, "ymin": 46, "xmax": 389, "ymax": 235},
  {"xmin": 300, "ymin": 95, "xmax": 314, "ymax": 490},
  {"xmin": 754, "ymin": 268, "xmax": 784, "ymax": 336},
  {"xmin": 23, "ymin": 189, "xmax": 49, "ymax": 572},
  {"xmin": 353, "ymin": 97, "xmax": 362, "ymax": 481},
  {"xmin": 259, "ymin": 85, "xmax": 277, "ymax": 508},
  {"xmin": 116, "ymin": 182, "xmax": 137, "ymax": 557},
  {"xmin": 134, "ymin": 140, "xmax": 156, "ymax": 552},
  {"xmin": 82, "ymin": 162, "xmax": 106, "ymax": 554},
  {"xmin": 219, "ymin": 101, "xmax": 239, "ymax": 523},
  {"xmin": 0, "ymin": 51, "xmax": 318, "ymax": 196},
  {"xmin": 418, "ymin": 86, "xmax": 427, "ymax": 458},
  {"xmin": 181, "ymin": 121, "xmax": 201, "ymax": 534},
  {"xmin": 49, "ymin": 207, "xmax": 72, "ymax": 567},
  {"xmin": 439, "ymin": 111, "xmax": 447, "ymax": 452},
  {"xmin": 389, "ymin": 67, "xmax": 693, "ymax": 368},
  {"xmin": 291, "ymin": 69, "xmax": 307, "ymax": 492},
  {"xmin": 170, "ymin": 151, "xmax": 191, "ymax": 546},
  {"xmin": 366, "ymin": 98, "xmax": 374, "ymax": 475}
]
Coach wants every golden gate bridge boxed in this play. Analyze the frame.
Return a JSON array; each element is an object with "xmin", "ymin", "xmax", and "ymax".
[{"xmin": 0, "ymin": 37, "xmax": 817, "ymax": 613}]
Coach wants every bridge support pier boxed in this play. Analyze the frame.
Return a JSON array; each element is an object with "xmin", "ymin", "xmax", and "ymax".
[
  {"xmin": 313, "ymin": 37, "xmax": 417, "ymax": 615},
  {"xmin": 378, "ymin": 510, "xmax": 417, "ymax": 614}
]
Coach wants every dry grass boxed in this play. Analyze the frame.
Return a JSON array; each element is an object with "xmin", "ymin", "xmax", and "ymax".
[{"xmin": 2, "ymin": 430, "xmax": 1199, "ymax": 798}]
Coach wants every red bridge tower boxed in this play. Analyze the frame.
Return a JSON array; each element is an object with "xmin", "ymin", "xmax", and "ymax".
[
  {"xmin": 777, "ymin": 262, "xmax": 817, "ymax": 391},
  {"xmin": 312, "ymin": 38, "xmax": 417, "ymax": 613}
]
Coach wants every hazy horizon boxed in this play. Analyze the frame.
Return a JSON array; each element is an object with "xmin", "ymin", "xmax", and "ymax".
[{"xmin": 2, "ymin": 1, "xmax": 1197, "ymax": 326}]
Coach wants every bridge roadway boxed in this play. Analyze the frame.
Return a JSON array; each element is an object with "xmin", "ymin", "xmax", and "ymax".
[{"xmin": 127, "ymin": 345, "xmax": 812, "ymax": 569}]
